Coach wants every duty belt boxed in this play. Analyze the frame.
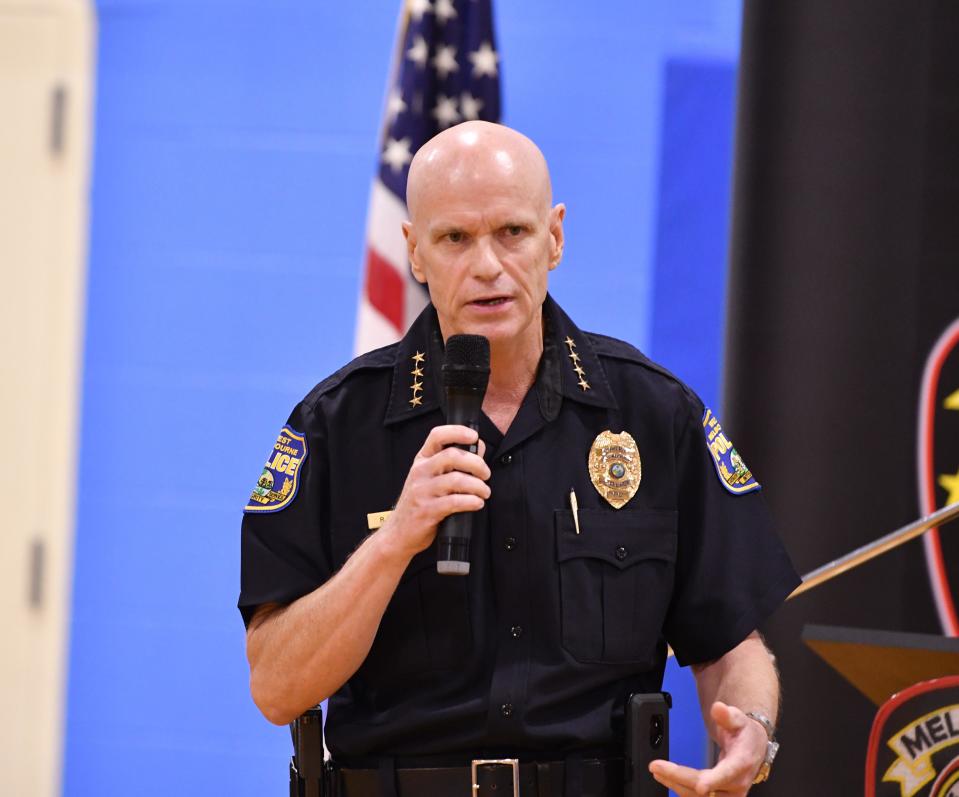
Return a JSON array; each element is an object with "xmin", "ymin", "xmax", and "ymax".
[{"xmin": 332, "ymin": 756, "xmax": 625, "ymax": 797}]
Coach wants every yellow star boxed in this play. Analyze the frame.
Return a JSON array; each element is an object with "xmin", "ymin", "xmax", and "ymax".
[
  {"xmin": 578, "ymin": 378, "xmax": 590, "ymax": 391},
  {"xmin": 573, "ymin": 364, "xmax": 585, "ymax": 376},
  {"xmin": 946, "ymin": 389, "xmax": 959, "ymax": 411},
  {"xmin": 564, "ymin": 336, "xmax": 576, "ymax": 349},
  {"xmin": 411, "ymin": 367, "xmax": 424, "ymax": 377},
  {"xmin": 411, "ymin": 380, "xmax": 423, "ymax": 392},
  {"xmin": 409, "ymin": 395, "xmax": 423, "ymax": 407},
  {"xmin": 570, "ymin": 351, "xmax": 581, "ymax": 362},
  {"xmin": 939, "ymin": 467, "xmax": 959, "ymax": 505},
  {"xmin": 412, "ymin": 351, "xmax": 426, "ymax": 364}
]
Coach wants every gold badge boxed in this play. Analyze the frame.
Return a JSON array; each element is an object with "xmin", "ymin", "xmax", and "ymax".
[{"xmin": 588, "ymin": 430, "xmax": 641, "ymax": 508}]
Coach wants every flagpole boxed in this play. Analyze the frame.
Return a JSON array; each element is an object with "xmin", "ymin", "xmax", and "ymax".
[{"xmin": 789, "ymin": 501, "xmax": 959, "ymax": 599}]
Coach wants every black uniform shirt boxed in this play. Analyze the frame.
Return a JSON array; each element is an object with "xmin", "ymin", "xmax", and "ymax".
[{"xmin": 239, "ymin": 295, "xmax": 800, "ymax": 759}]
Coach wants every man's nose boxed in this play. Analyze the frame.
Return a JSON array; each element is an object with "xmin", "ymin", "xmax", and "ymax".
[{"xmin": 470, "ymin": 237, "xmax": 503, "ymax": 280}]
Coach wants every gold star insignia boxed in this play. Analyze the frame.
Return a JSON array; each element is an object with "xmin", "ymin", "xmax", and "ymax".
[
  {"xmin": 411, "ymin": 380, "xmax": 423, "ymax": 392},
  {"xmin": 409, "ymin": 395, "xmax": 423, "ymax": 407},
  {"xmin": 940, "ymin": 467, "xmax": 959, "ymax": 506},
  {"xmin": 578, "ymin": 378, "xmax": 591, "ymax": 391},
  {"xmin": 412, "ymin": 351, "xmax": 425, "ymax": 364},
  {"xmin": 573, "ymin": 364, "xmax": 585, "ymax": 376},
  {"xmin": 411, "ymin": 367, "xmax": 423, "ymax": 377},
  {"xmin": 570, "ymin": 351, "xmax": 581, "ymax": 362},
  {"xmin": 564, "ymin": 336, "xmax": 576, "ymax": 348}
]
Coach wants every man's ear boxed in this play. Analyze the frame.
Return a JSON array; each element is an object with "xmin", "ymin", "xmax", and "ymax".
[
  {"xmin": 548, "ymin": 203, "xmax": 566, "ymax": 271},
  {"xmin": 403, "ymin": 221, "xmax": 427, "ymax": 284}
]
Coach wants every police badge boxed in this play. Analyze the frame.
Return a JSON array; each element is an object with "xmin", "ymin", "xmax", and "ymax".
[{"xmin": 588, "ymin": 430, "xmax": 641, "ymax": 509}]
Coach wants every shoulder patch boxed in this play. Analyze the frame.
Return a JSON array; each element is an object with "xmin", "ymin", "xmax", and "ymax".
[
  {"xmin": 244, "ymin": 425, "xmax": 308, "ymax": 513},
  {"xmin": 702, "ymin": 408, "xmax": 761, "ymax": 495}
]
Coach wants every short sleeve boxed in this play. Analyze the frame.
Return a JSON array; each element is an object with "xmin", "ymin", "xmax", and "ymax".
[
  {"xmin": 663, "ymin": 398, "xmax": 800, "ymax": 665},
  {"xmin": 237, "ymin": 401, "xmax": 333, "ymax": 627}
]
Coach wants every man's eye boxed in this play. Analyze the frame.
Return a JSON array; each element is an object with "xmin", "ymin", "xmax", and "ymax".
[
  {"xmin": 447, "ymin": 231, "xmax": 464, "ymax": 243},
  {"xmin": 505, "ymin": 225, "xmax": 524, "ymax": 236}
]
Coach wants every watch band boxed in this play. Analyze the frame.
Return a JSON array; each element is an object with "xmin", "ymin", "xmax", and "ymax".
[
  {"xmin": 744, "ymin": 711, "xmax": 776, "ymax": 740},
  {"xmin": 745, "ymin": 712, "xmax": 778, "ymax": 784}
]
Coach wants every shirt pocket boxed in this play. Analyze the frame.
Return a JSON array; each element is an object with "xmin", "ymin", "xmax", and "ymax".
[
  {"xmin": 555, "ymin": 508, "xmax": 677, "ymax": 664},
  {"xmin": 360, "ymin": 547, "xmax": 473, "ymax": 693}
]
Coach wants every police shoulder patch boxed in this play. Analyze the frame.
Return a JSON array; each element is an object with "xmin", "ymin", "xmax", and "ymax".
[
  {"xmin": 702, "ymin": 408, "xmax": 761, "ymax": 495},
  {"xmin": 244, "ymin": 425, "xmax": 308, "ymax": 513}
]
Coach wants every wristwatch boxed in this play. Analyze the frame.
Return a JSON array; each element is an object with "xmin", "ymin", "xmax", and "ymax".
[{"xmin": 745, "ymin": 711, "xmax": 779, "ymax": 784}]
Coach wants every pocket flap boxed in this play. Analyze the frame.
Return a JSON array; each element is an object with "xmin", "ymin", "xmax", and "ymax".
[{"xmin": 555, "ymin": 508, "xmax": 678, "ymax": 570}]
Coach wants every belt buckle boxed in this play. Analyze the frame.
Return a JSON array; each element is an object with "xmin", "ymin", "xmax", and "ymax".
[{"xmin": 471, "ymin": 758, "xmax": 519, "ymax": 797}]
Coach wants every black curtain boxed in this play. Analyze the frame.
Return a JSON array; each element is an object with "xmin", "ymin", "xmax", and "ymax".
[{"xmin": 725, "ymin": 1, "xmax": 959, "ymax": 793}]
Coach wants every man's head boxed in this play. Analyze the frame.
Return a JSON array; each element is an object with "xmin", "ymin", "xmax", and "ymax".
[{"xmin": 402, "ymin": 121, "xmax": 565, "ymax": 347}]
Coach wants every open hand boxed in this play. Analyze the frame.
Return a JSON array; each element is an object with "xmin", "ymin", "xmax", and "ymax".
[{"xmin": 648, "ymin": 701, "xmax": 767, "ymax": 796}]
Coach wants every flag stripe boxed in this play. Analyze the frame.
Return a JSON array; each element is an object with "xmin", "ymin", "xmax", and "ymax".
[{"xmin": 364, "ymin": 247, "xmax": 406, "ymax": 334}]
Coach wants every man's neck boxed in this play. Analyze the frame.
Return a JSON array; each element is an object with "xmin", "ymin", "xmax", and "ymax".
[{"xmin": 482, "ymin": 314, "xmax": 544, "ymax": 433}]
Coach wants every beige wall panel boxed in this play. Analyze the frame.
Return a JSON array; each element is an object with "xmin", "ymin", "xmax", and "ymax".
[{"xmin": 0, "ymin": 2, "xmax": 95, "ymax": 796}]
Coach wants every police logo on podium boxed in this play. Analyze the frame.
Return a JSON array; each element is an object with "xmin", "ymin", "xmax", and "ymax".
[
  {"xmin": 867, "ymin": 676, "xmax": 959, "ymax": 797},
  {"xmin": 588, "ymin": 429, "xmax": 641, "ymax": 509},
  {"xmin": 918, "ymin": 317, "xmax": 959, "ymax": 636},
  {"xmin": 245, "ymin": 425, "xmax": 308, "ymax": 513}
]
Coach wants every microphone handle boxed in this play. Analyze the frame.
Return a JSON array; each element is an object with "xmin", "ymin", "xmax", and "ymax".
[{"xmin": 436, "ymin": 387, "xmax": 485, "ymax": 575}]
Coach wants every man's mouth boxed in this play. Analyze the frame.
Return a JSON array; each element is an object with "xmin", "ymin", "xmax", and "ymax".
[{"xmin": 471, "ymin": 297, "xmax": 510, "ymax": 307}]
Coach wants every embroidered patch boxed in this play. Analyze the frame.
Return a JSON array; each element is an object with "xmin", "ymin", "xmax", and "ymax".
[
  {"xmin": 244, "ymin": 425, "xmax": 308, "ymax": 513},
  {"xmin": 702, "ymin": 408, "xmax": 760, "ymax": 495}
]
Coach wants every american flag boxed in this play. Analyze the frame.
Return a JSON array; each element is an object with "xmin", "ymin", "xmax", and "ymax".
[{"xmin": 354, "ymin": 0, "xmax": 502, "ymax": 354}]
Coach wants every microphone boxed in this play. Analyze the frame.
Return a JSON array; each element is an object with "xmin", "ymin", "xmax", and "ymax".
[{"xmin": 436, "ymin": 334, "xmax": 490, "ymax": 575}]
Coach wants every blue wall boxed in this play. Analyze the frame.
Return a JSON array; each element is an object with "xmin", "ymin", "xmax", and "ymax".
[{"xmin": 65, "ymin": 2, "xmax": 741, "ymax": 794}]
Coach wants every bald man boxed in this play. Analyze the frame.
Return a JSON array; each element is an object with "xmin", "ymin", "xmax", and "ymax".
[{"xmin": 239, "ymin": 122, "xmax": 799, "ymax": 797}]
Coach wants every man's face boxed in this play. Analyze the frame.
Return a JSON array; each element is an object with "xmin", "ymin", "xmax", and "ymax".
[{"xmin": 403, "ymin": 150, "xmax": 565, "ymax": 346}]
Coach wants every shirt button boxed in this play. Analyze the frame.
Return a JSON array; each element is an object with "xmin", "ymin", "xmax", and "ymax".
[
  {"xmin": 500, "ymin": 703, "xmax": 513, "ymax": 719},
  {"xmin": 504, "ymin": 537, "xmax": 516, "ymax": 551},
  {"xmin": 615, "ymin": 546, "xmax": 628, "ymax": 561},
  {"xmin": 510, "ymin": 625, "xmax": 523, "ymax": 638},
  {"xmin": 500, "ymin": 453, "xmax": 513, "ymax": 465}
]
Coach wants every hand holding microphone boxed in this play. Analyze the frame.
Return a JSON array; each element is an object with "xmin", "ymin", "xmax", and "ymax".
[
  {"xmin": 379, "ymin": 335, "xmax": 491, "ymax": 571},
  {"xmin": 436, "ymin": 334, "xmax": 491, "ymax": 574}
]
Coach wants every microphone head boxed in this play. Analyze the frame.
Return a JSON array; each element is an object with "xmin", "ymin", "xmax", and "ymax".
[{"xmin": 442, "ymin": 334, "xmax": 490, "ymax": 391}]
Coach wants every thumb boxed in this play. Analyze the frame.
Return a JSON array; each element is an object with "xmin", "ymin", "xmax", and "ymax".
[{"xmin": 710, "ymin": 701, "xmax": 745, "ymax": 733}]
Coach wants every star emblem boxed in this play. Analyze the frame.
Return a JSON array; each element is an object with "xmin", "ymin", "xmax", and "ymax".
[
  {"xmin": 564, "ymin": 336, "xmax": 576, "ymax": 348},
  {"xmin": 435, "ymin": 0, "xmax": 457, "ymax": 23},
  {"xmin": 578, "ymin": 377, "xmax": 591, "ymax": 391},
  {"xmin": 411, "ymin": 380, "xmax": 423, "ymax": 392},
  {"xmin": 408, "ymin": 0, "xmax": 432, "ymax": 22},
  {"xmin": 573, "ymin": 364, "xmax": 585, "ymax": 376},
  {"xmin": 468, "ymin": 41, "xmax": 499, "ymax": 78},
  {"xmin": 432, "ymin": 45, "xmax": 459, "ymax": 79},
  {"xmin": 432, "ymin": 94, "xmax": 461, "ymax": 128},
  {"xmin": 410, "ymin": 395, "xmax": 423, "ymax": 407},
  {"xmin": 412, "ymin": 351, "xmax": 426, "ymax": 364},
  {"xmin": 570, "ymin": 351, "xmax": 581, "ymax": 362},
  {"xmin": 411, "ymin": 367, "xmax": 424, "ymax": 377},
  {"xmin": 406, "ymin": 35, "xmax": 428, "ymax": 67},
  {"xmin": 386, "ymin": 89, "xmax": 407, "ymax": 122},
  {"xmin": 382, "ymin": 137, "xmax": 413, "ymax": 173},
  {"xmin": 940, "ymin": 467, "xmax": 959, "ymax": 506},
  {"xmin": 460, "ymin": 92, "xmax": 483, "ymax": 121}
]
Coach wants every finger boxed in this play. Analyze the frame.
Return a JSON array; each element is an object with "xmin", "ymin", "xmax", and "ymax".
[
  {"xmin": 430, "ymin": 471, "xmax": 492, "ymax": 500},
  {"xmin": 711, "ymin": 701, "xmax": 746, "ymax": 732},
  {"xmin": 648, "ymin": 760, "xmax": 703, "ymax": 791},
  {"xmin": 428, "ymin": 446, "xmax": 491, "ymax": 480},
  {"xmin": 650, "ymin": 772, "xmax": 699, "ymax": 797},
  {"xmin": 419, "ymin": 425, "xmax": 480, "ymax": 456},
  {"xmin": 477, "ymin": 438, "xmax": 487, "ymax": 459},
  {"xmin": 431, "ymin": 492, "xmax": 486, "ymax": 517}
]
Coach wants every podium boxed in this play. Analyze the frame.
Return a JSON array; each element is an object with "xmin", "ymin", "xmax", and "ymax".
[
  {"xmin": 801, "ymin": 624, "xmax": 959, "ymax": 706},
  {"xmin": 803, "ymin": 625, "xmax": 959, "ymax": 797}
]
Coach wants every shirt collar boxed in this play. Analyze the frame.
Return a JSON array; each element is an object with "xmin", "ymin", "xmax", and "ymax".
[{"xmin": 383, "ymin": 294, "xmax": 617, "ymax": 427}]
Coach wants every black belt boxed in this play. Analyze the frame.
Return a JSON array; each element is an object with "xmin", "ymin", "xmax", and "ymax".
[{"xmin": 333, "ymin": 757, "xmax": 624, "ymax": 797}]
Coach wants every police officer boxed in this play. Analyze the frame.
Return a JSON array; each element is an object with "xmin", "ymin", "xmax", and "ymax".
[{"xmin": 240, "ymin": 121, "xmax": 800, "ymax": 797}]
